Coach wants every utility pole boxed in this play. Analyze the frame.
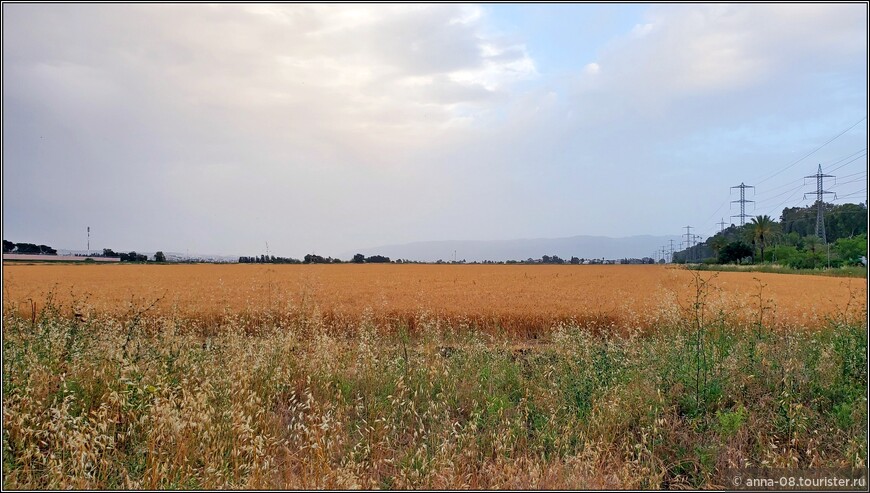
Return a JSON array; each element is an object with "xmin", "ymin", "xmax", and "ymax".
[
  {"xmin": 717, "ymin": 218, "xmax": 727, "ymax": 233},
  {"xmin": 731, "ymin": 182, "xmax": 755, "ymax": 226},
  {"xmin": 803, "ymin": 164, "xmax": 836, "ymax": 244},
  {"xmin": 669, "ymin": 239, "xmax": 676, "ymax": 263},
  {"xmin": 87, "ymin": 226, "xmax": 90, "ymax": 254},
  {"xmin": 684, "ymin": 225, "xmax": 693, "ymax": 263}
]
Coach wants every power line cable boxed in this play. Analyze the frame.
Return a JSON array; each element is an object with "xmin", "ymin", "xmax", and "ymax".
[
  {"xmin": 751, "ymin": 149, "xmax": 864, "ymax": 200},
  {"xmin": 826, "ymin": 147, "xmax": 866, "ymax": 167},
  {"xmin": 833, "ymin": 189, "xmax": 867, "ymax": 199},
  {"xmin": 831, "ymin": 177, "xmax": 867, "ymax": 187},
  {"xmin": 827, "ymin": 151, "xmax": 867, "ymax": 174},
  {"xmin": 751, "ymin": 149, "xmax": 864, "ymax": 208},
  {"xmin": 756, "ymin": 183, "xmax": 807, "ymax": 204},
  {"xmin": 763, "ymin": 189, "xmax": 809, "ymax": 218},
  {"xmin": 754, "ymin": 116, "xmax": 867, "ymax": 186},
  {"xmin": 754, "ymin": 178, "xmax": 804, "ymax": 196},
  {"xmin": 701, "ymin": 199, "xmax": 729, "ymax": 227},
  {"xmin": 836, "ymin": 170, "xmax": 867, "ymax": 180}
]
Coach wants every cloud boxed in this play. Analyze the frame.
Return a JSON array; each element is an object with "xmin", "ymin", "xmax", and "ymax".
[
  {"xmin": 4, "ymin": 4, "xmax": 536, "ymax": 154},
  {"xmin": 589, "ymin": 3, "xmax": 865, "ymax": 98},
  {"xmin": 2, "ymin": 4, "xmax": 540, "ymax": 253},
  {"xmin": 423, "ymin": 3, "xmax": 867, "ymax": 241},
  {"xmin": 2, "ymin": 3, "xmax": 865, "ymax": 256}
]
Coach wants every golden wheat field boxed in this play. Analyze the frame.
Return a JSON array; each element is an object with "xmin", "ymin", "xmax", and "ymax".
[
  {"xmin": 3, "ymin": 263, "xmax": 868, "ymax": 489},
  {"xmin": 2, "ymin": 263, "xmax": 864, "ymax": 332}
]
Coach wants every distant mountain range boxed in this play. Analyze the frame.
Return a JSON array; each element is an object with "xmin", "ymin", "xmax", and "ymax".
[{"xmin": 344, "ymin": 234, "xmax": 684, "ymax": 262}]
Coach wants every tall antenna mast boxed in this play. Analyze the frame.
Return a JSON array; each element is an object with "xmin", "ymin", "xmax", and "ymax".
[{"xmin": 87, "ymin": 226, "xmax": 90, "ymax": 253}]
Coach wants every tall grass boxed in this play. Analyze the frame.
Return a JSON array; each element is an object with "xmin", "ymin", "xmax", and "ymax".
[
  {"xmin": 2, "ymin": 284, "xmax": 866, "ymax": 489},
  {"xmin": 684, "ymin": 263, "xmax": 867, "ymax": 278}
]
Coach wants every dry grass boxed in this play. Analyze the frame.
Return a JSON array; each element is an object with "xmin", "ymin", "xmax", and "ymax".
[
  {"xmin": 2, "ymin": 266, "xmax": 866, "ymax": 489},
  {"xmin": 2, "ymin": 294, "xmax": 866, "ymax": 489},
  {"xmin": 2, "ymin": 264, "xmax": 864, "ymax": 336}
]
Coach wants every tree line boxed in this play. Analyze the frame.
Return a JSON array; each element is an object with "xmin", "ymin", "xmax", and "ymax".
[
  {"xmin": 238, "ymin": 253, "xmax": 394, "ymax": 264},
  {"xmin": 100, "ymin": 249, "xmax": 166, "ymax": 262},
  {"xmin": 674, "ymin": 202, "xmax": 867, "ymax": 268},
  {"xmin": 3, "ymin": 241, "xmax": 168, "ymax": 262},
  {"xmin": 239, "ymin": 255, "xmax": 303, "ymax": 264},
  {"xmin": 3, "ymin": 240, "xmax": 57, "ymax": 255}
]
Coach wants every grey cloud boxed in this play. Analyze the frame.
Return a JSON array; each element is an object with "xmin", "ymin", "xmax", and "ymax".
[
  {"xmin": 2, "ymin": 4, "xmax": 865, "ymax": 257},
  {"xmin": 358, "ymin": 7, "xmax": 484, "ymax": 76},
  {"xmin": 3, "ymin": 4, "xmax": 536, "ymax": 255}
]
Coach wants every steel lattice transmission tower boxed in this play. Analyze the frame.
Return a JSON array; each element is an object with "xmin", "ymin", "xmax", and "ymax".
[
  {"xmin": 730, "ymin": 182, "xmax": 755, "ymax": 226},
  {"xmin": 684, "ymin": 225, "xmax": 693, "ymax": 262},
  {"xmin": 804, "ymin": 164, "xmax": 837, "ymax": 244}
]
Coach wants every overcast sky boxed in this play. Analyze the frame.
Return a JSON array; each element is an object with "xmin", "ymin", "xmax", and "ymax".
[{"xmin": 3, "ymin": 3, "xmax": 867, "ymax": 257}]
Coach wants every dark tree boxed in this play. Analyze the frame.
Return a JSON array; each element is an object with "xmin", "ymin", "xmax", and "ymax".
[
  {"xmin": 15, "ymin": 243, "xmax": 41, "ymax": 254},
  {"xmin": 352, "ymin": 253, "xmax": 365, "ymax": 263},
  {"xmin": 718, "ymin": 241, "xmax": 753, "ymax": 264},
  {"xmin": 38, "ymin": 245, "xmax": 57, "ymax": 255},
  {"xmin": 365, "ymin": 255, "xmax": 390, "ymax": 263},
  {"xmin": 827, "ymin": 203, "xmax": 868, "ymax": 240},
  {"xmin": 541, "ymin": 255, "xmax": 565, "ymax": 264},
  {"xmin": 103, "ymin": 248, "xmax": 119, "ymax": 258},
  {"xmin": 3, "ymin": 240, "xmax": 14, "ymax": 253},
  {"xmin": 154, "ymin": 251, "xmax": 166, "ymax": 262},
  {"xmin": 120, "ymin": 251, "xmax": 147, "ymax": 262}
]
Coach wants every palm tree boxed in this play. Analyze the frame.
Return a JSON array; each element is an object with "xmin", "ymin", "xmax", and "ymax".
[{"xmin": 750, "ymin": 215, "xmax": 776, "ymax": 263}]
